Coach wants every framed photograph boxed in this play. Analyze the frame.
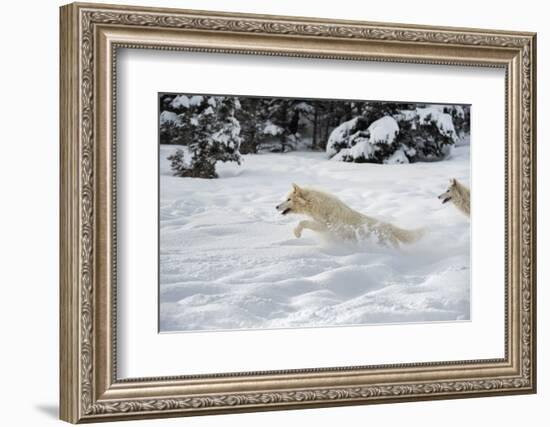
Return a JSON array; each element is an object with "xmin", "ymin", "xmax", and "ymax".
[{"xmin": 60, "ymin": 2, "xmax": 537, "ymax": 423}]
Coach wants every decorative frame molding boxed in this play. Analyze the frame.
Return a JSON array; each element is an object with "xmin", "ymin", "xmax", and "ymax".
[{"xmin": 60, "ymin": 2, "xmax": 536, "ymax": 423}]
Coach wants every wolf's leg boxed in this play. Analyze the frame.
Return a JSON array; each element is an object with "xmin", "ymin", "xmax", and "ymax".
[{"xmin": 294, "ymin": 220, "xmax": 327, "ymax": 238}]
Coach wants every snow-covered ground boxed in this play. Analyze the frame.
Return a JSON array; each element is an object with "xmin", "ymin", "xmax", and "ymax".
[{"xmin": 159, "ymin": 145, "xmax": 470, "ymax": 332}]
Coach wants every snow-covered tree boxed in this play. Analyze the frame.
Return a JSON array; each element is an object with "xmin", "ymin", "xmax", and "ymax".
[
  {"xmin": 159, "ymin": 110, "xmax": 184, "ymax": 145},
  {"xmin": 394, "ymin": 107, "xmax": 458, "ymax": 161},
  {"xmin": 159, "ymin": 94, "xmax": 204, "ymax": 145},
  {"xmin": 329, "ymin": 116, "xmax": 402, "ymax": 163},
  {"xmin": 326, "ymin": 104, "xmax": 462, "ymax": 164},
  {"xmin": 168, "ymin": 96, "xmax": 242, "ymax": 178},
  {"xmin": 260, "ymin": 99, "xmax": 306, "ymax": 152},
  {"xmin": 326, "ymin": 116, "xmax": 369, "ymax": 157},
  {"xmin": 237, "ymin": 97, "xmax": 270, "ymax": 154},
  {"xmin": 167, "ymin": 148, "xmax": 190, "ymax": 176},
  {"xmin": 438, "ymin": 104, "xmax": 470, "ymax": 139}
]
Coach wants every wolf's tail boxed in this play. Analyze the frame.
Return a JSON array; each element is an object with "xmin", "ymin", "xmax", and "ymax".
[{"xmin": 394, "ymin": 225, "xmax": 427, "ymax": 245}]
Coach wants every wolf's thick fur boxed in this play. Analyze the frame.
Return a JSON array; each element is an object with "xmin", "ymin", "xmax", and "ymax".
[
  {"xmin": 276, "ymin": 184, "xmax": 424, "ymax": 246},
  {"xmin": 438, "ymin": 178, "xmax": 470, "ymax": 217}
]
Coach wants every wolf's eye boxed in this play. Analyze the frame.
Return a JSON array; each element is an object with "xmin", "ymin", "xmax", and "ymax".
[{"xmin": 287, "ymin": 198, "xmax": 290, "ymax": 202}]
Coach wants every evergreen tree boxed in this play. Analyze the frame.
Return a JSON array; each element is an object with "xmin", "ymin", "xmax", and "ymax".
[
  {"xmin": 262, "ymin": 99, "xmax": 306, "ymax": 152},
  {"xmin": 394, "ymin": 107, "xmax": 458, "ymax": 162},
  {"xmin": 159, "ymin": 94, "xmax": 201, "ymax": 145},
  {"xmin": 237, "ymin": 97, "xmax": 269, "ymax": 154},
  {"xmin": 168, "ymin": 96, "xmax": 242, "ymax": 178},
  {"xmin": 159, "ymin": 111, "xmax": 184, "ymax": 145}
]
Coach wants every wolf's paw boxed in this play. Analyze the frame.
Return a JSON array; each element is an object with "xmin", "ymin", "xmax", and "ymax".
[{"xmin": 293, "ymin": 227, "xmax": 302, "ymax": 238}]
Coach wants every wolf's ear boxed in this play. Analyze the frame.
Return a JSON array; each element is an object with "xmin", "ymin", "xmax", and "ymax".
[
  {"xmin": 450, "ymin": 178, "xmax": 457, "ymax": 186},
  {"xmin": 292, "ymin": 183, "xmax": 301, "ymax": 193}
]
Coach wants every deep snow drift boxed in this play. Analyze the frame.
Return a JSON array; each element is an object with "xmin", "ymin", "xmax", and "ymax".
[{"xmin": 159, "ymin": 145, "xmax": 470, "ymax": 332}]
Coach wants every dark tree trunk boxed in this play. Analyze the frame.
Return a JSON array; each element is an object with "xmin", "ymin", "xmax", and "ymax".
[
  {"xmin": 312, "ymin": 106, "xmax": 318, "ymax": 149},
  {"xmin": 289, "ymin": 109, "xmax": 300, "ymax": 134},
  {"xmin": 280, "ymin": 103, "xmax": 288, "ymax": 151},
  {"xmin": 344, "ymin": 103, "xmax": 353, "ymax": 121}
]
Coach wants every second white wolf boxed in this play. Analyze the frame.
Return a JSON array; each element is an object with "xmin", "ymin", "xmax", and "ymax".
[
  {"xmin": 438, "ymin": 178, "xmax": 470, "ymax": 217},
  {"xmin": 276, "ymin": 184, "xmax": 425, "ymax": 246}
]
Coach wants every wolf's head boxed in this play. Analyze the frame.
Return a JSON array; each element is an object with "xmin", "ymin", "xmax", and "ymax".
[
  {"xmin": 276, "ymin": 183, "xmax": 308, "ymax": 216},
  {"xmin": 438, "ymin": 178, "xmax": 460, "ymax": 204}
]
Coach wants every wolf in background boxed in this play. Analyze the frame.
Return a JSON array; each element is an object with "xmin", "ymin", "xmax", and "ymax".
[{"xmin": 438, "ymin": 178, "xmax": 470, "ymax": 217}]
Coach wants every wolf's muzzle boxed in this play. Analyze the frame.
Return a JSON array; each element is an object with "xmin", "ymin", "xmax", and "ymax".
[
  {"xmin": 438, "ymin": 193, "xmax": 451, "ymax": 204},
  {"xmin": 275, "ymin": 203, "xmax": 291, "ymax": 215}
]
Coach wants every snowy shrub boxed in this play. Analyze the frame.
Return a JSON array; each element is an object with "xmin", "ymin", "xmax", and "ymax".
[
  {"xmin": 416, "ymin": 108, "xmax": 459, "ymax": 143},
  {"xmin": 436, "ymin": 105, "xmax": 470, "ymax": 140},
  {"xmin": 394, "ymin": 107, "xmax": 458, "ymax": 161},
  {"xmin": 329, "ymin": 116, "xmax": 400, "ymax": 163},
  {"xmin": 327, "ymin": 108, "xmax": 459, "ymax": 164},
  {"xmin": 168, "ymin": 96, "xmax": 242, "ymax": 178},
  {"xmin": 368, "ymin": 115, "xmax": 400, "ymax": 145},
  {"xmin": 326, "ymin": 116, "xmax": 369, "ymax": 157}
]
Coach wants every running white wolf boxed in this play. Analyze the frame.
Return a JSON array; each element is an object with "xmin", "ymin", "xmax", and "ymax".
[
  {"xmin": 276, "ymin": 183, "xmax": 425, "ymax": 246},
  {"xmin": 438, "ymin": 178, "xmax": 470, "ymax": 217}
]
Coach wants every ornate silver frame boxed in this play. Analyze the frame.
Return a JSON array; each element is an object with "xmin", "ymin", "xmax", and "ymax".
[{"xmin": 60, "ymin": 2, "xmax": 536, "ymax": 423}]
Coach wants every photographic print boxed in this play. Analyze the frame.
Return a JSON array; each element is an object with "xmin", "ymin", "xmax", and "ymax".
[{"xmin": 159, "ymin": 93, "xmax": 471, "ymax": 332}]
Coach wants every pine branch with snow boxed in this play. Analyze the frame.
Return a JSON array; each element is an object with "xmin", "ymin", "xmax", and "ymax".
[
  {"xmin": 328, "ymin": 116, "xmax": 401, "ymax": 163},
  {"xmin": 394, "ymin": 107, "xmax": 458, "ymax": 161},
  {"xmin": 167, "ymin": 96, "xmax": 243, "ymax": 179}
]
